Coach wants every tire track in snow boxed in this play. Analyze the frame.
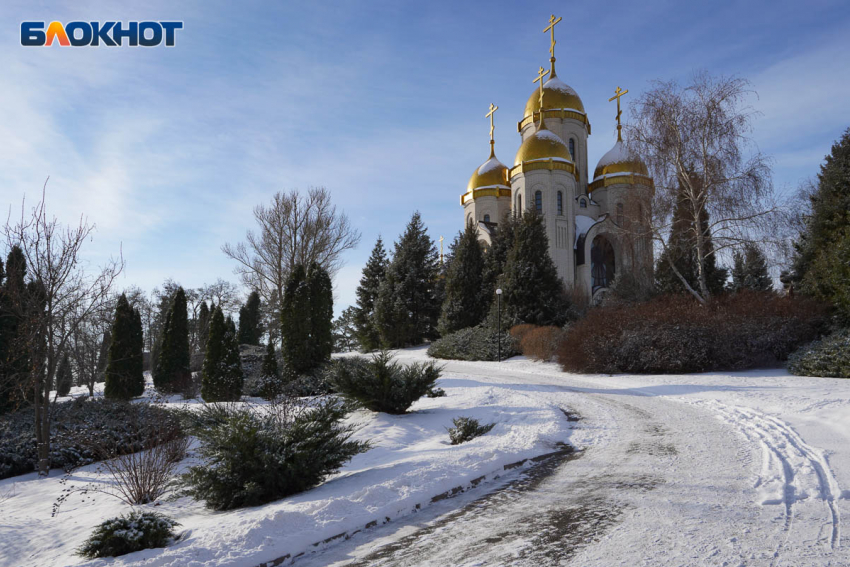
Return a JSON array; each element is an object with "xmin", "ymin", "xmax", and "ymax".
[{"xmin": 697, "ymin": 400, "xmax": 842, "ymax": 559}]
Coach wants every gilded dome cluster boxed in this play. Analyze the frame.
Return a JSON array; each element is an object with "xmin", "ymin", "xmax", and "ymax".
[{"xmin": 514, "ymin": 121, "xmax": 572, "ymax": 166}]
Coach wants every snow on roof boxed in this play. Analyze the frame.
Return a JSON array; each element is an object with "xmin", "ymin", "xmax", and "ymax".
[
  {"xmin": 596, "ymin": 140, "xmax": 631, "ymax": 168},
  {"xmin": 544, "ymin": 76, "xmax": 580, "ymax": 98},
  {"xmin": 533, "ymin": 128, "xmax": 568, "ymax": 144},
  {"xmin": 575, "ymin": 215, "xmax": 598, "ymax": 248},
  {"xmin": 477, "ymin": 156, "xmax": 506, "ymax": 175}
]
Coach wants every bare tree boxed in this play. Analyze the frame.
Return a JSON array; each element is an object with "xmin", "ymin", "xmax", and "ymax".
[
  {"xmin": 3, "ymin": 182, "xmax": 123, "ymax": 475},
  {"xmin": 68, "ymin": 296, "xmax": 113, "ymax": 396},
  {"xmin": 626, "ymin": 72, "xmax": 779, "ymax": 303},
  {"xmin": 199, "ymin": 278, "xmax": 241, "ymax": 316},
  {"xmin": 222, "ymin": 187, "xmax": 361, "ymax": 331}
]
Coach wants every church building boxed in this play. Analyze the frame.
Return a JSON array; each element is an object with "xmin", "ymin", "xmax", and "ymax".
[{"xmin": 460, "ymin": 15, "xmax": 654, "ymax": 302}]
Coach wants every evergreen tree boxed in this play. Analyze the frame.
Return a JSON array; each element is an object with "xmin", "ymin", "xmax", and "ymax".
[
  {"xmin": 353, "ymin": 237, "xmax": 388, "ymax": 352},
  {"xmin": 280, "ymin": 264, "xmax": 312, "ymax": 373},
  {"xmin": 307, "ymin": 263, "xmax": 334, "ymax": 365},
  {"xmin": 56, "ymin": 353, "xmax": 73, "ymax": 397},
  {"xmin": 655, "ymin": 181, "xmax": 727, "ymax": 296},
  {"xmin": 0, "ymin": 247, "xmax": 29, "ymax": 413},
  {"xmin": 201, "ymin": 306, "xmax": 244, "ymax": 402},
  {"xmin": 237, "ymin": 291, "xmax": 262, "ymax": 346},
  {"xmin": 482, "ymin": 212, "xmax": 520, "ymax": 301},
  {"xmin": 373, "ymin": 212, "xmax": 441, "ymax": 348},
  {"xmin": 494, "ymin": 212, "xmax": 567, "ymax": 327},
  {"xmin": 729, "ymin": 243, "xmax": 772, "ymax": 292},
  {"xmin": 258, "ymin": 340, "xmax": 280, "ymax": 400},
  {"xmin": 793, "ymin": 128, "xmax": 850, "ymax": 321},
  {"xmin": 105, "ymin": 294, "xmax": 144, "ymax": 400},
  {"xmin": 197, "ymin": 301, "xmax": 211, "ymax": 353},
  {"xmin": 154, "ymin": 287, "xmax": 191, "ymax": 394},
  {"xmin": 96, "ymin": 330, "xmax": 111, "ymax": 383},
  {"xmin": 438, "ymin": 224, "xmax": 487, "ymax": 335},
  {"xmin": 131, "ymin": 308, "xmax": 145, "ymax": 396},
  {"xmin": 333, "ymin": 306, "xmax": 358, "ymax": 352}
]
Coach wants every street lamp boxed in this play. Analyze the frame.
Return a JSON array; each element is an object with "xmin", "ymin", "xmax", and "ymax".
[{"xmin": 496, "ymin": 288, "xmax": 503, "ymax": 362}]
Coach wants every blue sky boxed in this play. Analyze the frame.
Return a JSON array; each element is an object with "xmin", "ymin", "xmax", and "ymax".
[{"xmin": 1, "ymin": 0, "xmax": 849, "ymax": 314}]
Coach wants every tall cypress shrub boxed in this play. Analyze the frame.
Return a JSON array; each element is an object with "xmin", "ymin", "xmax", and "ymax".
[
  {"xmin": 280, "ymin": 264, "xmax": 312, "ymax": 373},
  {"xmin": 307, "ymin": 263, "xmax": 334, "ymax": 366},
  {"xmin": 237, "ymin": 291, "xmax": 262, "ymax": 346},
  {"xmin": 105, "ymin": 294, "xmax": 143, "ymax": 400},
  {"xmin": 56, "ymin": 353, "xmax": 73, "ymax": 397},
  {"xmin": 201, "ymin": 307, "xmax": 244, "ymax": 402},
  {"xmin": 154, "ymin": 287, "xmax": 191, "ymax": 394}
]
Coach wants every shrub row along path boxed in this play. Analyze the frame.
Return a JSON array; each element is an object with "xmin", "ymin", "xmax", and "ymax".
[{"xmin": 296, "ymin": 349, "xmax": 850, "ymax": 567}]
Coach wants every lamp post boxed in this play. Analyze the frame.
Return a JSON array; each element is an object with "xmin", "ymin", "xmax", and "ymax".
[{"xmin": 496, "ymin": 288, "xmax": 503, "ymax": 362}]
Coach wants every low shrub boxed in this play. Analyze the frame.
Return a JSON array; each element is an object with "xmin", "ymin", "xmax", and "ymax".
[
  {"xmin": 557, "ymin": 291, "xmax": 828, "ymax": 374},
  {"xmin": 77, "ymin": 511, "xmax": 179, "ymax": 559},
  {"xmin": 428, "ymin": 325, "xmax": 519, "ymax": 361},
  {"xmin": 447, "ymin": 417, "xmax": 495, "ymax": 445},
  {"xmin": 519, "ymin": 326, "xmax": 566, "ymax": 361},
  {"xmin": 181, "ymin": 398, "xmax": 368, "ymax": 510},
  {"xmin": 327, "ymin": 351, "xmax": 441, "ymax": 414},
  {"xmin": 509, "ymin": 324, "xmax": 537, "ymax": 344},
  {"xmin": 0, "ymin": 398, "xmax": 182, "ymax": 480},
  {"xmin": 788, "ymin": 329, "xmax": 850, "ymax": 378}
]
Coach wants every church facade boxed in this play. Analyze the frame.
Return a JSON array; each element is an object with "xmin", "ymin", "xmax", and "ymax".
[{"xmin": 460, "ymin": 15, "xmax": 654, "ymax": 302}]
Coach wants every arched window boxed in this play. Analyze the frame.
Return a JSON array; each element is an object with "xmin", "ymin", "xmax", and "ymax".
[
  {"xmin": 569, "ymin": 138, "xmax": 576, "ymax": 161},
  {"xmin": 517, "ymin": 195, "xmax": 522, "ymax": 211},
  {"xmin": 591, "ymin": 235, "xmax": 616, "ymax": 291},
  {"xmin": 483, "ymin": 214, "xmax": 491, "ymax": 223},
  {"xmin": 616, "ymin": 202, "xmax": 624, "ymax": 225},
  {"xmin": 535, "ymin": 190, "xmax": 543, "ymax": 213},
  {"xmin": 467, "ymin": 214, "xmax": 473, "ymax": 227},
  {"xmin": 557, "ymin": 191, "xmax": 563, "ymax": 215},
  {"xmin": 579, "ymin": 198, "xmax": 587, "ymax": 209}
]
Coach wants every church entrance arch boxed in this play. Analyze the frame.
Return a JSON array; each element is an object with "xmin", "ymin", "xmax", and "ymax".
[{"xmin": 591, "ymin": 235, "xmax": 615, "ymax": 292}]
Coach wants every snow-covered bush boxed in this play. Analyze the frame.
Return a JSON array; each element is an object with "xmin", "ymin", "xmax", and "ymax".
[
  {"xmin": 327, "ymin": 351, "xmax": 441, "ymax": 414},
  {"xmin": 447, "ymin": 416, "xmax": 494, "ymax": 445},
  {"xmin": 181, "ymin": 398, "xmax": 368, "ymax": 510},
  {"xmin": 427, "ymin": 325, "xmax": 519, "ymax": 361},
  {"xmin": 0, "ymin": 398, "xmax": 182, "ymax": 480},
  {"xmin": 558, "ymin": 292, "xmax": 828, "ymax": 374},
  {"xmin": 516, "ymin": 325, "xmax": 566, "ymax": 361},
  {"xmin": 77, "ymin": 511, "xmax": 179, "ymax": 559},
  {"xmin": 788, "ymin": 329, "xmax": 850, "ymax": 378}
]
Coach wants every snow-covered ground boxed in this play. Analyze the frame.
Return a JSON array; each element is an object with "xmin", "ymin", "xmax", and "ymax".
[{"xmin": 2, "ymin": 349, "xmax": 849, "ymax": 566}]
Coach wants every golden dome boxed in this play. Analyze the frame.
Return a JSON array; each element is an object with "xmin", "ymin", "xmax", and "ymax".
[
  {"xmin": 514, "ymin": 122, "xmax": 573, "ymax": 166},
  {"xmin": 592, "ymin": 139, "xmax": 649, "ymax": 180},
  {"xmin": 467, "ymin": 149, "xmax": 509, "ymax": 191},
  {"xmin": 524, "ymin": 69, "xmax": 585, "ymax": 119}
]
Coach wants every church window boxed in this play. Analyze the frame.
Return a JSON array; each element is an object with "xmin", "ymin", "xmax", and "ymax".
[
  {"xmin": 557, "ymin": 192, "xmax": 563, "ymax": 215},
  {"xmin": 569, "ymin": 138, "xmax": 576, "ymax": 161},
  {"xmin": 483, "ymin": 214, "xmax": 491, "ymax": 223},
  {"xmin": 517, "ymin": 195, "xmax": 522, "ymax": 211},
  {"xmin": 616, "ymin": 202, "xmax": 624, "ymax": 225},
  {"xmin": 591, "ymin": 235, "xmax": 616, "ymax": 292},
  {"xmin": 467, "ymin": 213, "xmax": 473, "ymax": 227},
  {"xmin": 535, "ymin": 190, "xmax": 542, "ymax": 213},
  {"xmin": 579, "ymin": 198, "xmax": 587, "ymax": 209}
]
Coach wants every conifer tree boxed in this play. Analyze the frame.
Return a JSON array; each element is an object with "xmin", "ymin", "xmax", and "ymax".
[
  {"xmin": 237, "ymin": 291, "xmax": 262, "ymax": 346},
  {"xmin": 56, "ymin": 353, "xmax": 73, "ymax": 397},
  {"xmin": 729, "ymin": 243, "xmax": 772, "ymax": 292},
  {"xmin": 258, "ymin": 340, "xmax": 280, "ymax": 400},
  {"xmin": 656, "ymin": 183, "xmax": 727, "ymax": 296},
  {"xmin": 280, "ymin": 264, "xmax": 312, "ymax": 372},
  {"xmin": 482, "ymin": 212, "xmax": 520, "ymax": 301},
  {"xmin": 131, "ymin": 308, "xmax": 145, "ymax": 396},
  {"xmin": 105, "ymin": 294, "xmax": 144, "ymax": 400},
  {"xmin": 438, "ymin": 224, "xmax": 487, "ymax": 335},
  {"xmin": 154, "ymin": 287, "xmax": 191, "ymax": 394},
  {"xmin": 0, "ymin": 247, "xmax": 28, "ymax": 413},
  {"xmin": 494, "ymin": 212, "xmax": 567, "ymax": 327},
  {"xmin": 197, "ymin": 301, "xmax": 210, "ymax": 353},
  {"xmin": 374, "ymin": 212, "xmax": 441, "ymax": 348},
  {"xmin": 353, "ymin": 237, "xmax": 388, "ymax": 352},
  {"xmin": 307, "ymin": 262, "xmax": 334, "ymax": 365},
  {"xmin": 793, "ymin": 128, "xmax": 850, "ymax": 320},
  {"xmin": 201, "ymin": 306, "xmax": 244, "ymax": 402}
]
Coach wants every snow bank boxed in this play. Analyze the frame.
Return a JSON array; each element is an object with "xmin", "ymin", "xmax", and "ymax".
[{"xmin": 0, "ymin": 362, "xmax": 574, "ymax": 567}]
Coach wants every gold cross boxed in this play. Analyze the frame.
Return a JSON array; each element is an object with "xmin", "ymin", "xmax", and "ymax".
[
  {"xmin": 543, "ymin": 14, "xmax": 562, "ymax": 60},
  {"xmin": 486, "ymin": 103, "xmax": 498, "ymax": 142},
  {"xmin": 533, "ymin": 66, "xmax": 550, "ymax": 114},
  {"xmin": 608, "ymin": 86, "xmax": 629, "ymax": 141}
]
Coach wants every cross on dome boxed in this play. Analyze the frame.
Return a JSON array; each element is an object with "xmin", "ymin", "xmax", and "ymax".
[{"xmin": 609, "ymin": 86, "xmax": 629, "ymax": 141}]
